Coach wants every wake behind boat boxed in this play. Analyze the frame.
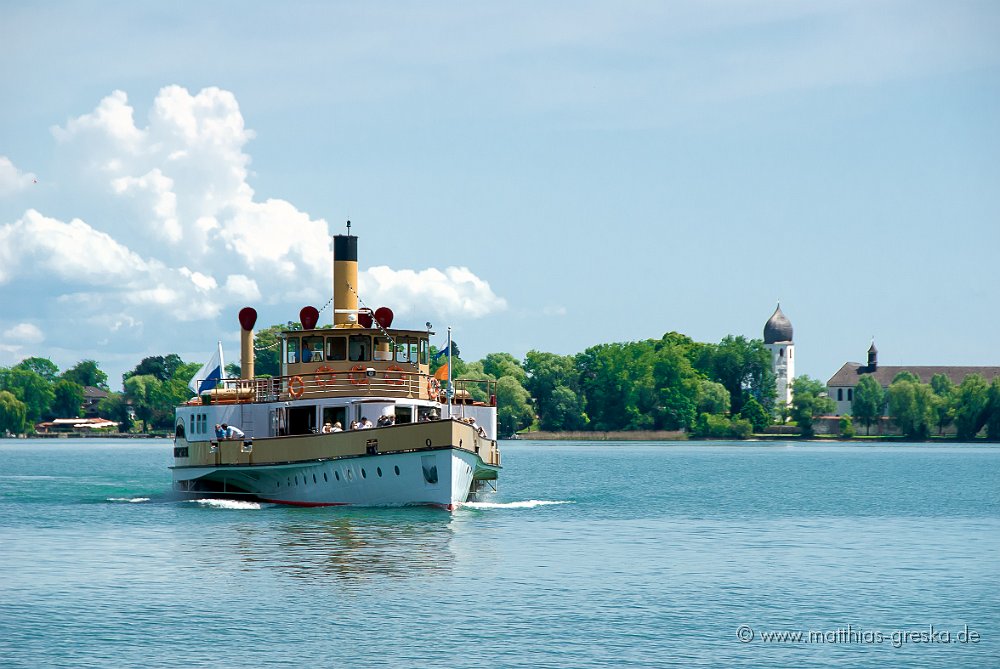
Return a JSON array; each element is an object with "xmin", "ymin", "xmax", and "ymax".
[{"xmin": 170, "ymin": 226, "xmax": 501, "ymax": 510}]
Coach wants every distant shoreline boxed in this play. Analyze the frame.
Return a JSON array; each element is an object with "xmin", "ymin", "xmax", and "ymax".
[{"xmin": 516, "ymin": 430, "xmax": 997, "ymax": 444}]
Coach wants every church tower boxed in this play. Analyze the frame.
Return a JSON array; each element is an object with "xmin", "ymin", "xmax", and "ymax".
[{"xmin": 763, "ymin": 303, "xmax": 794, "ymax": 408}]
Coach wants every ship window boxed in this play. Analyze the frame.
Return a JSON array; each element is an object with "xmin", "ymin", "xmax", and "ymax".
[
  {"xmin": 395, "ymin": 406, "xmax": 413, "ymax": 424},
  {"xmin": 335, "ymin": 471, "xmax": 340, "ymax": 481},
  {"xmin": 347, "ymin": 470, "xmax": 353, "ymax": 481},
  {"xmin": 176, "ymin": 423, "xmax": 185, "ymax": 438},
  {"xmin": 313, "ymin": 474, "xmax": 317, "ymax": 483},
  {"xmin": 189, "ymin": 414, "xmax": 194, "ymax": 433},
  {"xmin": 323, "ymin": 406, "xmax": 347, "ymax": 431},
  {"xmin": 323, "ymin": 472, "xmax": 328, "ymax": 482},
  {"xmin": 302, "ymin": 336, "xmax": 324, "ymax": 363},
  {"xmin": 377, "ymin": 467, "xmax": 382, "ymax": 477},
  {"xmin": 349, "ymin": 335, "xmax": 371, "ymax": 361},
  {"xmin": 394, "ymin": 465, "xmax": 400, "ymax": 476},
  {"xmin": 326, "ymin": 336, "xmax": 347, "ymax": 361},
  {"xmin": 286, "ymin": 337, "xmax": 300, "ymax": 364},
  {"xmin": 419, "ymin": 339, "xmax": 428, "ymax": 365},
  {"xmin": 295, "ymin": 476, "xmax": 299, "ymax": 485},
  {"xmin": 395, "ymin": 341, "xmax": 408, "ymax": 363},
  {"xmin": 361, "ymin": 468, "xmax": 367, "ymax": 478},
  {"xmin": 374, "ymin": 336, "xmax": 392, "ymax": 361}
]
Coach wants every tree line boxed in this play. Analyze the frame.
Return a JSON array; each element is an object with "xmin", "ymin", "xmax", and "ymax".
[
  {"xmin": 0, "ymin": 355, "xmax": 203, "ymax": 435},
  {"xmin": 2, "ymin": 325, "xmax": 999, "ymax": 441},
  {"xmin": 849, "ymin": 372, "xmax": 1000, "ymax": 440}
]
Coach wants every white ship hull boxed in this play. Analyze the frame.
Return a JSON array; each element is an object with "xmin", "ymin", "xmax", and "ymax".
[{"xmin": 173, "ymin": 447, "xmax": 493, "ymax": 510}]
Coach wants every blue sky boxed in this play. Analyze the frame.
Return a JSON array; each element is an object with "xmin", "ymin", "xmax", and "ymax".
[{"xmin": 1, "ymin": 1, "xmax": 998, "ymax": 390}]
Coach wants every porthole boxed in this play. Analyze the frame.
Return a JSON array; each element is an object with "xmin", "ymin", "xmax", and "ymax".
[
  {"xmin": 287, "ymin": 477, "xmax": 291, "ymax": 486},
  {"xmin": 347, "ymin": 470, "xmax": 353, "ymax": 481},
  {"xmin": 394, "ymin": 465, "xmax": 400, "ymax": 476},
  {"xmin": 323, "ymin": 472, "xmax": 328, "ymax": 482},
  {"xmin": 277, "ymin": 481, "xmax": 281, "ymax": 488},
  {"xmin": 313, "ymin": 474, "xmax": 317, "ymax": 484},
  {"xmin": 377, "ymin": 467, "xmax": 382, "ymax": 477},
  {"xmin": 335, "ymin": 471, "xmax": 340, "ymax": 481},
  {"xmin": 361, "ymin": 468, "xmax": 367, "ymax": 479},
  {"xmin": 295, "ymin": 476, "xmax": 299, "ymax": 485}
]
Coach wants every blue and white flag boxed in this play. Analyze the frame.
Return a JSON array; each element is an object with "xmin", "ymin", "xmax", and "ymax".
[
  {"xmin": 433, "ymin": 344, "xmax": 450, "ymax": 362},
  {"xmin": 188, "ymin": 341, "xmax": 224, "ymax": 394}
]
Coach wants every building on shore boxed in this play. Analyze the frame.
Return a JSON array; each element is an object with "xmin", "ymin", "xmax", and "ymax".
[
  {"xmin": 763, "ymin": 303, "xmax": 794, "ymax": 407},
  {"xmin": 826, "ymin": 342, "xmax": 1000, "ymax": 416}
]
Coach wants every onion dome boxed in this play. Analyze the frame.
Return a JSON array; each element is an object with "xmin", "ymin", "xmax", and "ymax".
[{"xmin": 763, "ymin": 304, "xmax": 793, "ymax": 344}]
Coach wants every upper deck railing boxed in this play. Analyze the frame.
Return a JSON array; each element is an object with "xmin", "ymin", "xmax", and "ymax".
[{"xmin": 191, "ymin": 368, "xmax": 496, "ymax": 406}]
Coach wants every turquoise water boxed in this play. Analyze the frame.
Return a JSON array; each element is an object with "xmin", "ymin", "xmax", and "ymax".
[{"xmin": 1, "ymin": 439, "xmax": 997, "ymax": 668}]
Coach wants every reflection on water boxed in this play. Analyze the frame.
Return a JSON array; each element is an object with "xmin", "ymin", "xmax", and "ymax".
[{"xmin": 192, "ymin": 507, "xmax": 459, "ymax": 581}]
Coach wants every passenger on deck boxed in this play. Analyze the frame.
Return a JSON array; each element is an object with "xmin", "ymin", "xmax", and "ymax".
[
  {"xmin": 331, "ymin": 422, "xmax": 343, "ymax": 432},
  {"xmin": 321, "ymin": 422, "xmax": 334, "ymax": 433},
  {"xmin": 349, "ymin": 420, "xmax": 359, "ymax": 430},
  {"xmin": 377, "ymin": 414, "xmax": 394, "ymax": 427},
  {"xmin": 360, "ymin": 416, "xmax": 374, "ymax": 429},
  {"xmin": 214, "ymin": 424, "xmax": 226, "ymax": 439},
  {"xmin": 221, "ymin": 423, "xmax": 245, "ymax": 440}
]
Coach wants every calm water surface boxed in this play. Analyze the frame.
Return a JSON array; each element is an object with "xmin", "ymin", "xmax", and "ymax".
[{"xmin": 0, "ymin": 439, "xmax": 997, "ymax": 668}]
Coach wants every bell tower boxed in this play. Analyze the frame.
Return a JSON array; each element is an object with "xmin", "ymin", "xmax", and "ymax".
[{"xmin": 763, "ymin": 303, "xmax": 795, "ymax": 407}]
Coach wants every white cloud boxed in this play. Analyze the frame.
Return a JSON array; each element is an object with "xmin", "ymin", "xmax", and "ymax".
[
  {"xmin": 361, "ymin": 265, "xmax": 507, "ymax": 320},
  {"xmin": 0, "ymin": 156, "xmax": 35, "ymax": 197},
  {"xmin": 0, "ymin": 85, "xmax": 506, "ymax": 381},
  {"xmin": 3, "ymin": 323, "xmax": 44, "ymax": 343}
]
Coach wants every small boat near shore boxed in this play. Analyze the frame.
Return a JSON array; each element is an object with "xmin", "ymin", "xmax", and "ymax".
[{"xmin": 170, "ymin": 226, "xmax": 501, "ymax": 510}]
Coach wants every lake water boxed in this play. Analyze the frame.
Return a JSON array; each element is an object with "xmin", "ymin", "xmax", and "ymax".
[{"xmin": 0, "ymin": 439, "xmax": 997, "ymax": 668}]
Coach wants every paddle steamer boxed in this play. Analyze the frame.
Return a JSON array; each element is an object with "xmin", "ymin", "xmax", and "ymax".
[{"xmin": 170, "ymin": 228, "xmax": 501, "ymax": 509}]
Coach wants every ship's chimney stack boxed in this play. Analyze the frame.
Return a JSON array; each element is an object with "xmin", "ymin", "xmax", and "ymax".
[
  {"xmin": 239, "ymin": 307, "xmax": 257, "ymax": 379},
  {"xmin": 333, "ymin": 222, "xmax": 359, "ymax": 327}
]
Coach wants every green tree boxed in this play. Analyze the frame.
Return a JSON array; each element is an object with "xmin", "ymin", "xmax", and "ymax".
[
  {"xmin": 929, "ymin": 373, "xmax": 955, "ymax": 435},
  {"xmin": 4, "ymin": 368, "xmax": 55, "ymax": 424},
  {"xmin": 840, "ymin": 415, "xmax": 855, "ymax": 439},
  {"xmin": 61, "ymin": 360, "xmax": 109, "ymax": 389},
  {"xmin": 97, "ymin": 392, "xmax": 132, "ymax": 432},
  {"xmin": 125, "ymin": 354, "xmax": 184, "ymax": 383},
  {"xmin": 0, "ymin": 390, "xmax": 28, "ymax": 434},
  {"xmin": 651, "ymin": 343, "xmax": 700, "ymax": 431},
  {"xmin": 524, "ymin": 351, "xmax": 586, "ymax": 431},
  {"xmin": 495, "ymin": 376, "xmax": 534, "ymax": 437},
  {"xmin": 892, "ymin": 371, "xmax": 921, "ymax": 384},
  {"xmin": 124, "ymin": 374, "xmax": 163, "ymax": 433},
  {"xmin": 887, "ymin": 378, "xmax": 935, "ymax": 440},
  {"xmin": 15, "ymin": 357, "xmax": 60, "ymax": 381},
  {"xmin": 953, "ymin": 374, "xmax": 989, "ymax": 440},
  {"xmin": 52, "ymin": 379, "xmax": 85, "ymax": 418},
  {"xmin": 738, "ymin": 396, "xmax": 770, "ymax": 432},
  {"xmin": 481, "ymin": 353, "xmax": 527, "ymax": 385},
  {"xmin": 790, "ymin": 376, "xmax": 835, "ymax": 438},
  {"xmin": 986, "ymin": 378, "xmax": 1000, "ymax": 442},
  {"xmin": 695, "ymin": 379, "xmax": 730, "ymax": 415},
  {"xmin": 852, "ymin": 376, "xmax": 884, "ymax": 436},
  {"xmin": 691, "ymin": 413, "xmax": 752, "ymax": 440},
  {"xmin": 695, "ymin": 336, "xmax": 775, "ymax": 415}
]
